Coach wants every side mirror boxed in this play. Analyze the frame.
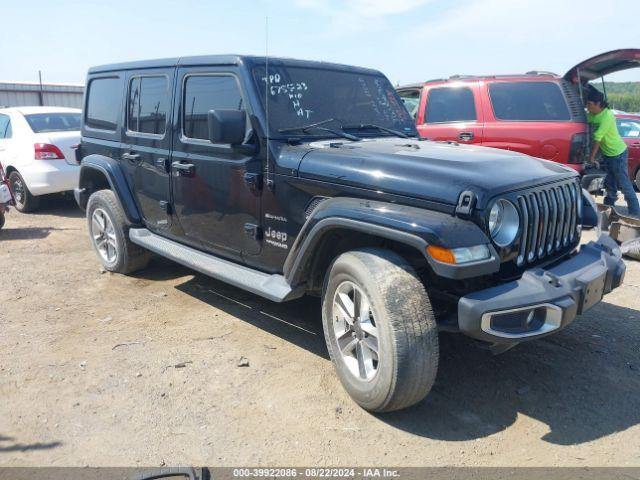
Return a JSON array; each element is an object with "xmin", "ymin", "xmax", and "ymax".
[{"xmin": 207, "ymin": 109, "xmax": 246, "ymax": 145}]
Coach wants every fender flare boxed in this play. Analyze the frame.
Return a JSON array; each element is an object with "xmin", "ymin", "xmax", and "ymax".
[
  {"xmin": 77, "ymin": 155, "xmax": 142, "ymax": 225},
  {"xmin": 283, "ymin": 197, "xmax": 499, "ymax": 286}
]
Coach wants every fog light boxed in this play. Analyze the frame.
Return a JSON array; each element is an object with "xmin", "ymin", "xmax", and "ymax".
[{"xmin": 490, "ymin": 307, "xmax": 546, "ymax": 334}]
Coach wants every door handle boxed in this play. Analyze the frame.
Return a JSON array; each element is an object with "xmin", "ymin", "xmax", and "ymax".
[
  {"xmin": 155, "ymin": 157, "xmax": 169, "ymax": 172},
  {"xmin": 458, "ymin": 132, "xmax": 474, "ymax": 141},
  {"xmin": 172, "ymin": 161, "xmax": 195, "ymax": 176},
  {"xmin": 122, "ymin": 152, "xmax": 140, "ymax": 161}
]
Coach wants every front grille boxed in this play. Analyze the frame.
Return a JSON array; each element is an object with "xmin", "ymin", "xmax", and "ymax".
[{"xmin": 516, "ymin": 180, "xmax": 581, "ymax": 266}]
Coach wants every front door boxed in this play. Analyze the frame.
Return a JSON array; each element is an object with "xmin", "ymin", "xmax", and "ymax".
[
  {"xmin": 417, "ymin": 83, "xmax": 484, "ymax": 145},
  {"xmin": 170, "ymin": 67, "xmax": 262, "ymax": 258},
  {"xmin": 122, "ymin": 69, "xmax": 174, "ymax": 230}
]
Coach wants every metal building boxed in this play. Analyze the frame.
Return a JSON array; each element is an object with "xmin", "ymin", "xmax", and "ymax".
[{"xmin": 0, "ymin": 82, "xmax": 84, "ymax": 109}]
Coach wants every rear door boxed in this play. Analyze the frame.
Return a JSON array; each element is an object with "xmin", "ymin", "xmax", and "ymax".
[
  {"xmin": 416, "ymin": 82, "xmax": 483, "ymax": 144},
  {"xmin": 170, "ymin": 67, "xmax": 262, "ymax": 258},
  {"xmin": 122, "ymin": 69, "xmax": 174, "ymax": 231},
  {"xmin": 480, "ymin": 79, "xmax": 585, "ymax": 165}
]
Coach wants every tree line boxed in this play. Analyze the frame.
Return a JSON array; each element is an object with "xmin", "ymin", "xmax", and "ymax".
[{"xmin": 592, "ymin": 81, "xmax": 640, "ymax": 113}]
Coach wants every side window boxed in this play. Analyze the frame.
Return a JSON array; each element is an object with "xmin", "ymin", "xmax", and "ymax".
[
  {"xmin": 183, "ymin": 75, "xmax": 244, "ymax": 141},
  {"xmin": 617, "ymin": 119, "xmax": 640, "ymax": 138},
  {"xmin": 127, "ymin": 76, "xmax": 169, "ymax": 135},
  {"xmin": 0, "ymin": 114, "xmax": 10, "ymax": 139},
  {"xmin": 397, "ymin": 90, "xmax": 421, "ymax": 118},
  {"xmin": 86, "ymin": 77, "xmax": 121, "ymax": 131},
  {"xmin": 425, "ymin": 87, "xmax": 476, "ymax": 123},
  {"xmin": 489, "ymin": 81, "xmax": 571, "ymax": 121}
]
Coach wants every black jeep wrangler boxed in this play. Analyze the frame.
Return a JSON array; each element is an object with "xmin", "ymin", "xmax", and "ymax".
[{"xmin": 75, "ymin": 55, "xmax": 625, "ymax": 412}]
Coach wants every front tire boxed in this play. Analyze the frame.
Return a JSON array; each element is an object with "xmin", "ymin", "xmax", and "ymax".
[
  {"xmin": 9, "ymin": 171, "xmax": 40, "ymax": 213},
  {"xmin": 322, "ymin": 248, "xmax": 439, "ymax": 412},
  {"xmin": 635, "ymin": 168, "xmax": 640, "ymax": 192},
  {"xmin": 86, "ymin": 189, "xmax": 150, "ymax": 274}
]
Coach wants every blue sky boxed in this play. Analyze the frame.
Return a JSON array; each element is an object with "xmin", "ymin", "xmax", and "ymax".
[{"xmin": 1, "ymin": 0, "xmax": 638, "ymax": 85}]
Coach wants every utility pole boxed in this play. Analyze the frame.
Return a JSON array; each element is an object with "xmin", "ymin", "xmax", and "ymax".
[{"xmin": 38, "ymin": 70, "xmax": 44, "ymax": 106}]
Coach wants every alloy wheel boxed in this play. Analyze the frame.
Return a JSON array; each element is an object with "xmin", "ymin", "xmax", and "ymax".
[
  {"xmin": 91, "ymin": 208, "xmax": 118, "ymax": 264},
  {"xmin": 11, "ymin": 177, "xmax": 24, "ymax": 207},
  {"xmin": 331, "ymin": 281, "xmax": 380, "ymax": 381}
]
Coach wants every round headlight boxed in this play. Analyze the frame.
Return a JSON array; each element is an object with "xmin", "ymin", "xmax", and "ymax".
[{"xmin": 488, "ymin": 199, "xmax": 519, "ymax": 247}]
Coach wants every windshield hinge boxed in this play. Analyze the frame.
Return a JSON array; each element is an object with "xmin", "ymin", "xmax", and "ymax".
[{"xmin": 456, "ymin": 190, "xmax": 476, "ymax": 218}]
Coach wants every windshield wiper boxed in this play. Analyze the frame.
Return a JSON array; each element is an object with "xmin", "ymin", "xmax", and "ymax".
[
  {"xmin": 343, "ymin": 123, "xmax": 412, "ymax": 139},
  {"xmin": 278, "ymin": 118, "xmax": 360, "ymax": 141}
]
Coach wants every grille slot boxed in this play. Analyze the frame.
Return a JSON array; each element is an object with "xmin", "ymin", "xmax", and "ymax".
[{"xmin": 516, "ymin": 180, "xmax": 580, "ymax": 266}]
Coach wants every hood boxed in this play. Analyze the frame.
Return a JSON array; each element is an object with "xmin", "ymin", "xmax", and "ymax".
[
  {"xmin": 564, "ymin": 49, "xmax": 640, "ymax": 83},
  {"xmin": 296, "ymin": 138, "xmax": 576, "ymax": 208}
]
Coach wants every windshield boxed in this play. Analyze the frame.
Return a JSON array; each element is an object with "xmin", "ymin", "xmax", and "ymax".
[
  {"xmin": 252, "ymin": 65, "xmax": 416, "ymax": 137},
  {"xmin": 25, "ymin": 112, "xmax": 81, "ymax": 133}
]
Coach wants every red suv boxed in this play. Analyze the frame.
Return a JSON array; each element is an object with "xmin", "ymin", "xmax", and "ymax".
[
  {"xmin": 398, "ymin": 49, "xmax": 640, "ymax": 185},
  {"xmin": 615, "ymin": 113, "xmax": 640, "ymax": 189}
]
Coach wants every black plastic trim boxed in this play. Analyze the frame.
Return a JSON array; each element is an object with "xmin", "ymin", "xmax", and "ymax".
[{"xmin": 78, "ymin": 154, "xmax": 142, "ymax": 224}]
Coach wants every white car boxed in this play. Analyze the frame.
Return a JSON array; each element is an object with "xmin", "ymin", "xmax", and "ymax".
[{"xmin": 0, "ymin": 106, "xmax": 81, "ymax": 212}]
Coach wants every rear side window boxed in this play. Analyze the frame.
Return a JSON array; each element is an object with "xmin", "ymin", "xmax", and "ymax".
[
  {"xmin": 183, "ymin": 75, "xmax": 244, "ymax": 141},
  {"xmin": 86, "ymin": 77, "xmax": 121, "ymax": 130},
  {"xmin": 0, "ymin": 114, "xmax": 11, "ymax": 139},
  {"xmin": 489, "ymin": 81, "xmax": 571, "ymax": 121},
  {"xmin": 25, "ymin": 113, "xmax": 81, "ymax": 133},
  {"xmin": 128, "ymin": 76, "xmax": 169, "ymax": 135},
  {"xmin": 425, "ymin": 87, "xmax": 476, "ymax": 123}
]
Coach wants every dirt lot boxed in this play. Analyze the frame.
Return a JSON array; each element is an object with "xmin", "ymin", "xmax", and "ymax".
[{"xmin": 1, "ymin": 195, "xmax": 639, "ymax": 467}]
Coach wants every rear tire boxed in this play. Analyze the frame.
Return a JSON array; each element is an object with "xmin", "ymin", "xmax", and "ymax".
[
  {"xmin": 0, "ymin": 211, "xmax": 4, "ymax": 230},
  {"xmin": 9, "ymin": 171, "xmax": 40, "ymax": 213},
  {"xmin": 322, "ymin": 248, "xmax": 439, "ymax": 412},
  {"xmin": 635, "ymin": 168, "xmax": 640, "ymax": 192},
  {"xmin": 86, "ymin": 189, "xmax": 150, "ymax": 274}
]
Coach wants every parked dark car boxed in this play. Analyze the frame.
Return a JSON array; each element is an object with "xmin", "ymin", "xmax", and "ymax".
[
  {"xmin": 74, "ymin": 55, "xmax": 625, "ymax": 412},
  {"xmin": 397, "ymin": 49, "xmax": 640, "ymax": 191}
]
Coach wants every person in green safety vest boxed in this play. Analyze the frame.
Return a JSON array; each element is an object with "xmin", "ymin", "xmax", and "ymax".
[{"xmin": 586, "ymin": 89, "xmax": 639, "ymax": 216}]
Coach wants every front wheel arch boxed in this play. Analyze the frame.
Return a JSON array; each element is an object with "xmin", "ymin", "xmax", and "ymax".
[{"xmin": 301, "ymin": 227, "xmax": 427, "ymax": 296}]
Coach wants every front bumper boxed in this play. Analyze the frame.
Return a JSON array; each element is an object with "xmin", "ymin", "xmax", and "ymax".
[{"xmin": 458, "ymin": 234, "xmax": 625, "ymax": 345}]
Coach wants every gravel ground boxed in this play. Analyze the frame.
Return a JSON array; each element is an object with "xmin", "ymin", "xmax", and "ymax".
[{"xmin": 0, "ymin": 194, "xmax": 639, "ymax": 467}]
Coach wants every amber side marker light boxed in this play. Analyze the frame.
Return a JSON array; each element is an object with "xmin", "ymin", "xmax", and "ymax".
[
  {"xmin": 427, "ymin": 245, "xmax": 456, "ymax": 264},
  {"xmin": 427, "ymin": 244, "xmax": 491, "ymax": 265}
]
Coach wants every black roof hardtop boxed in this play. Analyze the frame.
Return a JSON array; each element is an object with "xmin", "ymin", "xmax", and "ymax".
[{"xmin": 88, "ymin": 55, "xmax": 383, "ymax": 76}]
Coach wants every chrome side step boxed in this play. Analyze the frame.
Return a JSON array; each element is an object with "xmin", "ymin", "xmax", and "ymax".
[{"xmin": 129, "ymin": 228, "xmax": 298, "ymax": 302}]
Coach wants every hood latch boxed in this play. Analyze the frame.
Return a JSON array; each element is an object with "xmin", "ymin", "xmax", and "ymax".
[{"xmin": 456, "ymin": 190, "xmax": 477, "ymax": 218}]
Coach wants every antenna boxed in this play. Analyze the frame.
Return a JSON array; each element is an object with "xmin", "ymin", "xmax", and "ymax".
[{"xmin": 264, "ymin": 16, "xmax": 273, "ymax": 190}]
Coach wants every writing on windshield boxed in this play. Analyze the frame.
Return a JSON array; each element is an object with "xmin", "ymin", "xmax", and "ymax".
[{"xmin": 253, "ymin": 65, "xmax": 415, "ymax": 136}]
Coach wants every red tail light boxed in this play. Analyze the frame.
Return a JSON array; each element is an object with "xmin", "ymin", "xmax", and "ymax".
[
  {"xmin": 568, "ymin": 133, "xmax": 587, "ymax": 164},
  {"xmin": 34, "ymin": 143, "xmax": 65, "ymax": 160}
]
